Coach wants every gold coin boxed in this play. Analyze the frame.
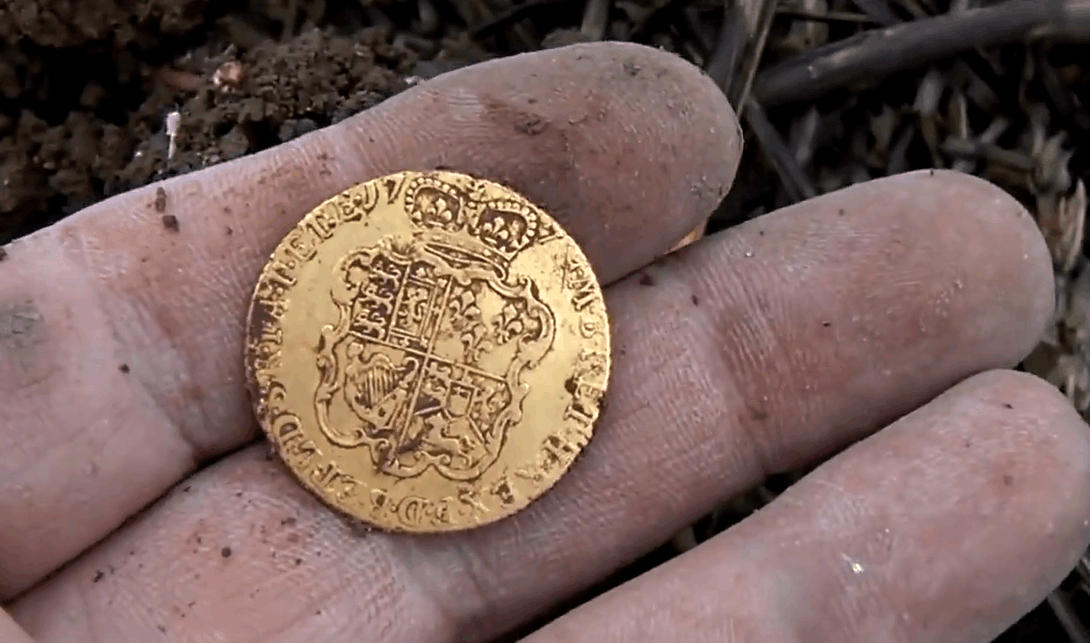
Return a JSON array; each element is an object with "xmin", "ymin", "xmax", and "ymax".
[{"xmin": 243, "ymin": 170, "xmax": 611, "ymax": 533}]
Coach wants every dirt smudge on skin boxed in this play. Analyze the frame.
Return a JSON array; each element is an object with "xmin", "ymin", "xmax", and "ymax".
[
  {"xmin": 479, "ymin": 93, "xmax": 553, "ymax": 140},
  {"xmin": 514, "ymin": 113, "xmax": 547, "ymax": 136},
  {"xmin": 0, "ymin": 300, "xmax": 44, "ymax": 346},
  {"xmin": 0, "ymin": 298, "xmax": 52, "ymax": 388}
]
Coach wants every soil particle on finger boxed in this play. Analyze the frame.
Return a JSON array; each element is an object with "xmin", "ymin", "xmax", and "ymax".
[
  {"xmin": 514, "ymin": 114, "xmax": 547, "ymax": 136},
  {"xmin": 0, "ymin": 300, "xmax": 44, "ymax": 360}
]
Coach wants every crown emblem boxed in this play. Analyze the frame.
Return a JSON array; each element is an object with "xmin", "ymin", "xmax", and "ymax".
[{"xmin": 405, "ymin": 175, "xmax": 546, "ymax": 272}]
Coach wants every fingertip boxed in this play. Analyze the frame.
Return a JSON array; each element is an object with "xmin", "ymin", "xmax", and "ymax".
[
  {"xmin": 327, "ymin": 41, "xmax": 744, "ymax": 281},
  {"xmin": 891, "ymin": 169, "xmax": 1055, "ymax": 349},
  {"xmin": 788, "ymin": 168, "xmax": 1055, "ymax": 367},
  {"xmin": 658, "ymin": 167, "xmax": 1059, "ymax": 477},
  {"xmin": 535, "ymin": 40, "xmax": 745, "ymax": 220},
  {"xmin": 592, "ymin": 41, "xmax": 745, "ymax": 207},
  {"xmin": 956, "ymin": 368, "xmax": 1090, "ymax": 488},
  {"xmin": 736, "ymin": 368, "xmax": 1090, "ymax": 643},
  {"xmin": 956, "ymin": 369, "xmax": 1090, "ymax": 558}
]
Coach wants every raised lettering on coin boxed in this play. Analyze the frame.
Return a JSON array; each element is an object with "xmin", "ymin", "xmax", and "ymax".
[{"xmin": 244, "ymin": 170, "xmax": 612, "ymax": 533}]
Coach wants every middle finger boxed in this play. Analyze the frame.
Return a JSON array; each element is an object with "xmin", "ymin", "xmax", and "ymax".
[{"xmin": 11, "ymin": 170, "xmax": 1054, "ymax": 643}]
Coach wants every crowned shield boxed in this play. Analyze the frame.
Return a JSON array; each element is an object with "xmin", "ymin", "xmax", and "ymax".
[{"xmin": 313, "ymin": 236, "xmax": 555, "ymax": 480}]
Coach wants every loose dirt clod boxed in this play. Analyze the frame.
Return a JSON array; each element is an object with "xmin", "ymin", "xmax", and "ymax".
[{"xmin": 212, "ymin": 60, "xmax": 246, "ymax": 91}]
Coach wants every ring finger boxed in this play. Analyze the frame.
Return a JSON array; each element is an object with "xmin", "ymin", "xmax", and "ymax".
[{"xmin": 527, "ymin": 370, "xmax": 1090, "ymax": 643}]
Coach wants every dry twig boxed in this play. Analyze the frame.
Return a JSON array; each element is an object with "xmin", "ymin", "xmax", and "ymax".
[
  {"xmin": 744, "ymin": 96, "xmax": 818, "ymax": 202},
  {"xmin": 754, "ymin": 0, "xmax": 1090, "ymax": 107},
  {"xmin": 1049, "ymin": 590, "xmax": 1090, "ymax": 643}
]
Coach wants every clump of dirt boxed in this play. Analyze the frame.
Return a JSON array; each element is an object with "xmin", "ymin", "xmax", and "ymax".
[
  {"xmin": 119, "ymin": 26, "xmax": 418, "ymax": 187},
  {"xmin": 0, "ymin": 1, "xmax": 457, "ymax": 242}
]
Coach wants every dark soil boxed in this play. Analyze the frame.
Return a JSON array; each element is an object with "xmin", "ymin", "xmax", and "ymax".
[{"xmin": 0, "ymin": 0, "xmax": 495, "ymax": 241}]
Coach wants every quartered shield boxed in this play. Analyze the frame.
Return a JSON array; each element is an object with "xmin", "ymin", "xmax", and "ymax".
[{"xmin": 313, "ymin": 237, "xmax": 555, "ymax": 481}]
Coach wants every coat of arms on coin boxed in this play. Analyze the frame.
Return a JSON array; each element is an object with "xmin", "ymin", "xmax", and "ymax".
[{"xmin": 243, "ymin": 170, "xmax": 611, "ymax": 533}]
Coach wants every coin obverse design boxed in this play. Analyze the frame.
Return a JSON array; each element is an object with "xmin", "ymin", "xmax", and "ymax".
[{"xmin": 244, "ymin": 170, "xmax": 612, "ymax": 533}]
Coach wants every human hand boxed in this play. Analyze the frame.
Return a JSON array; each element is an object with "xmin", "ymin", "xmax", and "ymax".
[{"xmin": 2, "ymin": 41, "xmax": 1088, "ymax": 643}]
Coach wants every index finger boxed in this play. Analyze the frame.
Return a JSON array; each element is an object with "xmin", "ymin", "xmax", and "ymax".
[{"xmin": 0, "ymin": 41, "xmax": 742, "ymax": 597}]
